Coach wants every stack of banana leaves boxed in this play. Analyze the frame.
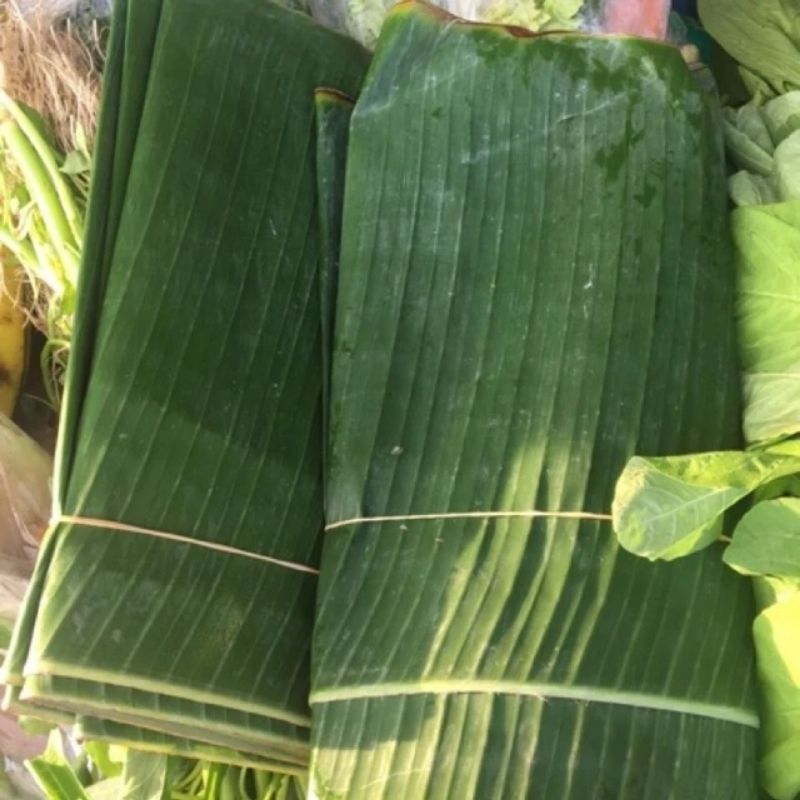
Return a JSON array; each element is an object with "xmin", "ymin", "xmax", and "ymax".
[
  {"xmin": 309, "ymin": 2, "xmax": 758, "ymax": 798},
  {"xmin": 2, "ymin": 0, "xmax": 368, "ymax": 773},
  {"xmin": 1, "ymin": 0, "xmax": 768, "ymax": 796}
]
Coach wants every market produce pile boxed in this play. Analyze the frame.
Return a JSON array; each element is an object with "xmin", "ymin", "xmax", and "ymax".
[{"xmin": 0, "ymin": 0, "xmax": 797, "ymax": 798}]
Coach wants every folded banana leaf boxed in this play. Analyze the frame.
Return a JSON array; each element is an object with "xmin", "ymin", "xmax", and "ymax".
[
  {"xmin": 310, "ymin": 3, "xmax": 758, "ymax": 797},
  {"xmin": 3, "ymin": 0, "xmax": 367, "ymax": 767},
  {"xmin": 315, "ymin": 88, "xmax": 356, "ymax": 464},
  {"xmin": 74, "ymin": 717, "xmax": 287, "ymax": 772}
]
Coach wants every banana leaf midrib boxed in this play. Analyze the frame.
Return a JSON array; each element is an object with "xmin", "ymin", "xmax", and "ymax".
[{"xmin": 309, "ymin": 679, "xmax": 760, "ymax": 728}]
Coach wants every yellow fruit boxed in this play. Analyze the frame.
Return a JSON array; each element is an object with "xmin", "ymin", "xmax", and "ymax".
[{"xmin": 0, "ymin": 257, "xmax": 26, "ymax": 416}]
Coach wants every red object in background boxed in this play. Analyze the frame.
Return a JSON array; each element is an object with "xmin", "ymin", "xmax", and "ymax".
[{"xmin": 603, "ymin": 0, "xmax": 670, "ymax": 39}]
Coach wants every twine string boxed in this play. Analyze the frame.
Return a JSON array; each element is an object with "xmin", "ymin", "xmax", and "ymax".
[
  {"xmin": 53, "ymin": 508, "xmax": 616, "ymax": 573},
  {"xmin": 54, "ymin": 514, "xmax": 320, "ymax": 576},
  {"xmin": 325, "ymin": 509, "xmax": 613, "ymax": 532}
]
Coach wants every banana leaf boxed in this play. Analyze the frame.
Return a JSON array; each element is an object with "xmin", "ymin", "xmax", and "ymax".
[
  {"xmin": 310, "ymin": 3, "xmax": 758, "ymax": 797},
  {"xmin": 3, "ymin": 0, "xmax": 368, "ymax": 767},
  {"xmin": 315, "ymin": 88, "xmax": 356, "ymax": 473},
  {"xmin": 74, "ymin": 717, "xmax": 292, "ymax": 773}
]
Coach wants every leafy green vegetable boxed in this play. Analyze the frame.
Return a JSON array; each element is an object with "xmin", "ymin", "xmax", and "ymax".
[
  {"xmin": 3, "ymin": 0, "xmax": 368, "ymax": 771},
  {"xmin": 735, "ymin": 202, "xmax": 800, "ymax": 443},
  {"xmin": 613, "ymin": 450, "xmax": 800, "ymax": 560},
  {"xmin": 479, "ymin": 0, "xmax": 582, "ymax": 28},
  {"xmin": 698, "ymin": 0, "xmax": 800, "ymax": 102},
  {"xmin": 310, "ymin": 0, "xmax": 582, "ymax": 48},
  {"xmin": 26, "ymin": 731, "xmax": 91, "ymax": 800},
  {"xmin": 777, "ymin": 134, "xmax": 800, "ymax": 201},
  {"xmin": 762, "ymin": 92, "xmax": 800, "ymax": 144},
  {"xmin": 83, "ymin": 741, "xmax": 123, "ymax": 782},
  {"xmin": 753, "ymin": 585, "xmax": 800, "ymax": 800},
  {"xmin": 724, "ymin": 499, "xmax": 800, "ymax": 578},
  {"xmin": 724, "ymin": 95, "xmax": 800, "ymax": 208},
  {"xmin": 729, "ymin": 173, "xmax": 780, "ymax": 209},
  {"xmin": 0, "ymin": 92, "xmax": 84, "ymax": 404},
  {"xmin": 310, "ymin": 3, "xmax": 757, "ymax": 797}
]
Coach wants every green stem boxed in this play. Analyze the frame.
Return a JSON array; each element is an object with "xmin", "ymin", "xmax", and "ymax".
[
  {"xmin": 0, "ymin": 91, "xmax": 84, "ymax": 244},
  {"xmin": 0, "ymin": 120, "xmax": 78, "ymax": 279}
]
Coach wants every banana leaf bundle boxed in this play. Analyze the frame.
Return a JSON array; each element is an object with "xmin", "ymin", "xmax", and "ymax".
[
  {"xmin": 310, "ymin": 3, "xmax": 759, "ymax": 797},
  {"xmin": 2, "ymin": 0, "xmax": 367, "ymax": 769}
]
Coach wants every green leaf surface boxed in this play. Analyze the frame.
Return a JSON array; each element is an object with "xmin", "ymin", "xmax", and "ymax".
[
  {"xmin": 775, "ymin": 131, "xmax": 800, "ymax": 202},
  {"xmin": 729, "ymin": 171, "xmax": 781, "ymax": 207},
  {"xmin": 752, "ymin": 586, "xmax": 800, "ymax": 800},
  {"xmin": 310, "ymin": 0, "xmax": 582, "ymax": 48},
  {"xmin": 734, "ymin": 202, "xmax": 800, "ymax": 443},
  {"xmin": 310, "ymin": 3, "xmax": 756, "ymax": 797},
  {"xmin": 26, "ymin": 731, "xmax": 90, "ymax": 800},
  {"xmin": 753, "ymin": 575, "xmax": 800, "ymax": 610},
  {"xmin": 724, "ymin": 126, "xmax": 774, "ymax": 177},
  {"xmin": 60, "ymin": 150, "xmax": 93, "ymax": 177},
  {"xmin": 725, "ymin": 498, "xmax": 800, "ymax": 579},
  {"xmin": 83, "ymin": 741, "xmax": 123, "ymax": 781},
  {"xmin": 118, "ymin": 750, "xmax": 175, "ymax": 800},
  {"xmin": 74, "ymin": 717, "xmax": 290, "ymax": 773},
  {"xmin": 721, "ymin": 89, "xmax": 800, "ymax": 210},
  {"xmin": 723, "ymin": 107, "xmax": 775, "ymax": 173},
  {"xmin": 87, "ymin": 779, "xmax": 124, "ymax": 800},
  {"xmin": 762, "ymin": 92, "xmax": 800, "ymax": 147},
  {"xmin": 613, "ymin": 450, "xmax": 800, "ymax": 560},
  {"xmin": 698, "ymin": 0, "xmax": 800, "ymax": 99},
  {"xmin": 4, "ymin": 0, "xmax": 368, "ymax": 769}
]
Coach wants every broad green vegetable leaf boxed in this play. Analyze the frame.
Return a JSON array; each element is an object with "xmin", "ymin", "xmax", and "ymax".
[
  {"xmin": 754, "ymin": 575, "xmax": 800, "ymax": 610},
  {"xmin": 87, "ymin": 780, "xmax": 124, "ymax": 800},
  {"xmin": 752, "ymin": 585, "xmax": 800, "ymax": 800},
  {"xmin": 735, "ymin": 202, "xmax": 800, "ymax": 442},
  {"xmin": 762, "ymin": 92, "xmax": 800, "ymax": 145},
  {"xmin": 723, "ymin": 123, "xmax": 774, "ymax": 177},
  {"xmin": 698, "ymin": 0, "xmax": 800, "ymax": 101},
  {"xmin": 480, "ymin": 0, "xmax": 582, "ymax": 28},
  {"xmin": 83, "ymin": 741, "xmax": 123, "ymax": 780},
  {"xmin": 724, "ymin": 498, "xmax": 800, "ymax": 578},
  {"xmin": 25, "ymin": 731, "xmax": 90, "ymax": 800},
  {"xmin": 311, "ymin": 4, "xmax": 756, "ymax": 797},
  {"xmin": 724, "ymin": 105, "xmax": 775, "ymax": 164},
  {"xmin": 776, "ymin": 132, "xmax": 800, "ymax": 202},
  {"xmin": 613, "ymin": 451, "xmax": 800, "ymax": 560},
  {"xmin": 60, "ymin": 150, "xmax": 93, "ymax": 177},
  {"xmin": 729, "ymin": 172, "xmax": 780, "ymax": 207},
  {"xmin": 763, "ymin": 737, "xmax": 800, "ymax": 800}
]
